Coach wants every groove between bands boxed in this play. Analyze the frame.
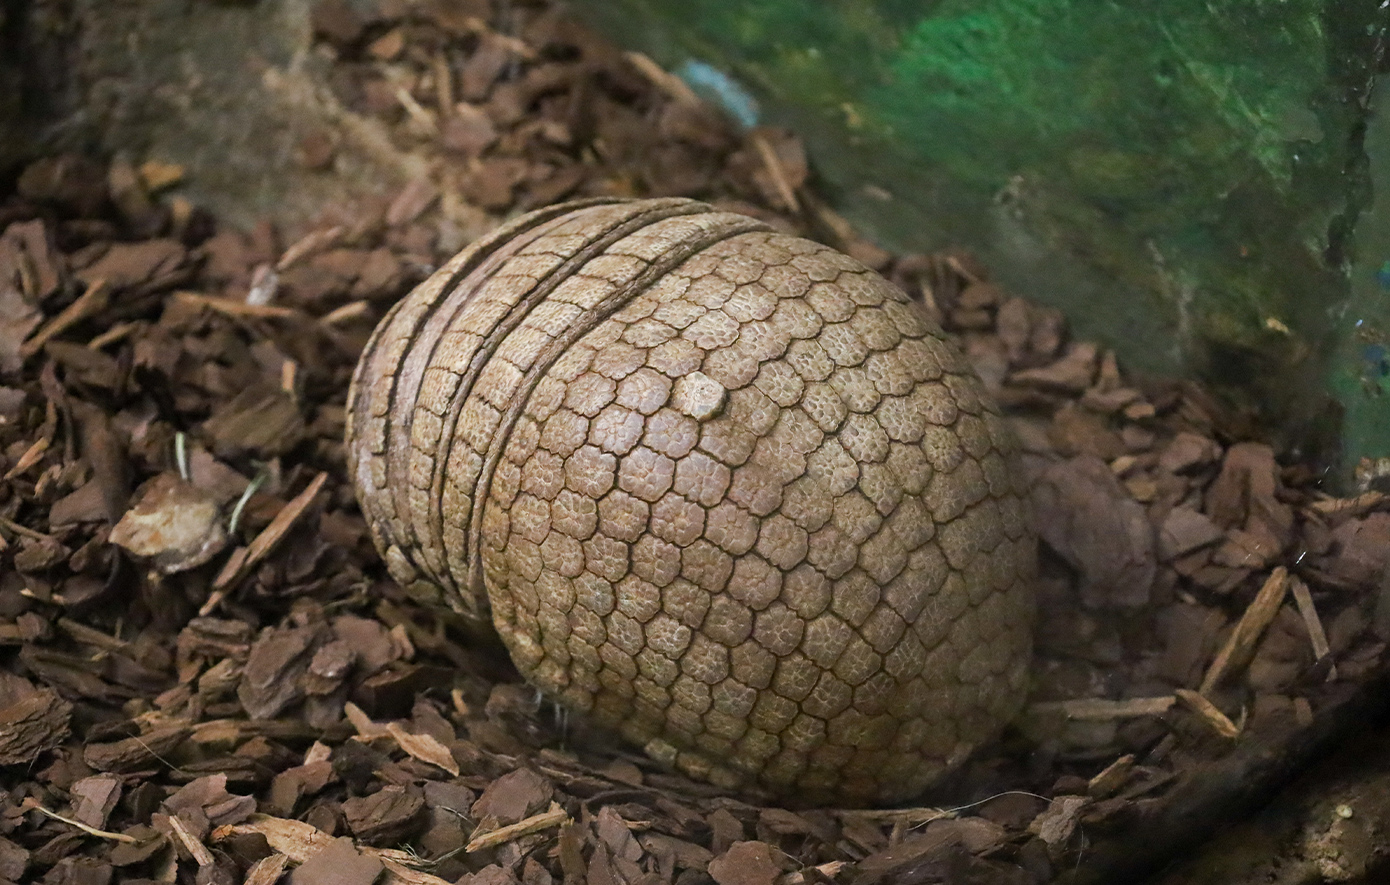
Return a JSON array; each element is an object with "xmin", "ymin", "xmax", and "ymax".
[
  {"xmin": 375, "ymin": 198, "xmax": 630, "ymax": 585},
  {"xmin": 418, "ymin": 201, "xmax": 750, "ymax": 600},
  {"xmin": 418, "ymin": 201, "xmax": 718, "ymax": 594}
]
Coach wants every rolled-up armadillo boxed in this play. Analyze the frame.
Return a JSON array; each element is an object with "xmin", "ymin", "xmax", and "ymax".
[{"xmin": 346, "ymin": 197, "xmax": 1035, "ymax": 805}]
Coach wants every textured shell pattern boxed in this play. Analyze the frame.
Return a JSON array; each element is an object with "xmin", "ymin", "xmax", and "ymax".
[{"xmin": 346, "ymin": 198, "xmax": 1035, "ymax": 805}]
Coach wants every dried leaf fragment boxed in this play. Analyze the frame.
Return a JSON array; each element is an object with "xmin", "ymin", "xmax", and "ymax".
[
  {"xmin": 386, "ymin": 722, "xmax": 460, "ymax": 776},
  {"xmin": 109, "ymin": 473, "xmax": 228, "ymax": 574},
  {"xmin": 213, "ymin": 815, "xmax": 451, "ymax": 885}
]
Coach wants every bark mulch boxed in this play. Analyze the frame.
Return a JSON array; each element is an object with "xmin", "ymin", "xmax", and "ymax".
[{"xmin": 1, "ymin": 2, "xmax": 1387, "ymax": 884}]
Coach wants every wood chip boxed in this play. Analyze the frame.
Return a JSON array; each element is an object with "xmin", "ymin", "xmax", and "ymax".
[
  {"xmin": 0, "ymin": 687, "xmax": 72, "ymax": 764},
  {"xmin": 0, "ymin": 514, "xmax": 54, "ymax": 544},
  {"xmin": 21, "ymin": 279, "xmax": 110, "ymax": 359},
  {"xmin": 834, "ymin": 807, "xmax": 954, "ymax": 825},
  {"xmin": 472, "ymin": 768, "xmax": 553, "ymax": 825},
  {"xmin": 320, "ymin": 300, "xmax": 371, "ymax": 325},
  {"xmin": 1086, "ymin": 754, "xmax": 1135, "ymax": 798},
  {"xmin": 1306, "ymin": 490, "xmax": 1389, "ymax": 519},
  {"xmin": 81, "ymin": 239, "xmax": 188, "ymax": 288},
  {"xmin": 432, "ymin": 51, "xmax": 454, "ymax": 113},
  {"xmin": 1028, "ymin": 696, "xmax": 1175, "ymax": 720},
  {"xmin": 203, "ymin": 382, "xmax": 308, "ymax": 457},
  {"xmin": 173, "ymin": 290, "xmax": 298, "ymax": 319},
  {"xmin": 344, "ymin": 700, "xmax": 390, "ymax": 739},
  {"xmin": 278, "ymin": 226, "xmax": 345, "ymax": 272},
  {"xmin": 465, "ymin": 802, "xmax": 569, "ymax": 853},
  {"xmin": 1175, "ymin": 689, "xmax": 1241, "ymax": 738},
  {"xmin": 3, "ymin": 399, "xmax": 56, "ymax": 480},
  {"xmin": 1199, "ymin": 566, "xmax": 1290, "ymax": 694},
  {"xmin": 86, "ymin": 321, "xmax": 139, "ymax": 350},
  {"xmin": 778, "ymin": 861, "xmax": 849, "ymax": 885},
  {"xmin": 1029, "ymin": 795, "xmax": 1087, "ymax": 847},
  {"xmin": 69, "ymin": 774, "xmax": 123, "ymax": 829},
  {"xmin": 237, "ymin": 624, "xmax": 325, "ymax": 719},
  {"xmin": 109, "ymin": 473, "xmax": 228, "ymax": 574},
  {"xmin": 623, "ymin": 51, "xmax": 700, "ymax": 105},
  {"xmin": 84, "ymin": 724, "xmax": 192, "ymax": 772},
  {"xmin": 708, "ymin": 840, "xmax": 784, "ymax": 885},
  {"xmin": 1158, "ymin": 507, "xmax": 1225, "ymax": 561},
  {"xmin": 213, "ymin": 472, "xmax": 328, "ymax": 591},
  {"xmin": 1288, "ymin": 574, "xmax": 1336, "ymax": 681},
  {"xmin": 138, "ymin": 160, "xmax": 184, "ymax": 192},
  {"xmin": 290, "ymin": 836, "xmax": 382, "ymax": 885},
  {"xmin": 1029, "ymin": 454, "xmax": 1156, "ymax": 608},
  {"xmin": 1012, "ymin": 342, "xmax": 1100, "ymax": 393},
  {"xmin": 854, "ymin": 826, "xmax": 962, "ymax": 884},
  {"xmin": 244, "ymin": 853, "xmax": 290, "ymax": 885},
  {"xmin": 214, "ymin": 815, "xmax": 451, "ymax": 885},
  {"xmin": 167, "ymin": 811, "xmax": 215, "ymax": 866},
  {"xmin": 386, "ymin": 177, "xmax": 440, "ymax": 227},
  {"xmin": 343, "ymin": 785, "xmax": 425, "ymax": 844},
  {"xmin": 751, "ymin": 131, "xmax": 799, "ymax": 213}
]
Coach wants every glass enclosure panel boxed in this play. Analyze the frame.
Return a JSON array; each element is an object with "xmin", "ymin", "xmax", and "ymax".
[{"xmin": 576, "ymin": 0, "xmax": 1389, "ymax": 484}]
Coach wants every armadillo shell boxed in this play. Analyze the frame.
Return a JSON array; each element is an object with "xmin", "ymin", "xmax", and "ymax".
[{"xmin": 346, "ymin": 197, "xmax": 1035, "ymax": 805}]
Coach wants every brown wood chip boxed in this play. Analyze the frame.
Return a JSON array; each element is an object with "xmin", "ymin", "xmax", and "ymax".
[
  {"xmin": 1175, "ymin": 688, "xmax": 1241, "ymax": 738},
  {"xmin": 1030, "ymin": 454, "xmax": 1156, "ymax": 607},
  {"xmin": 289, "ymin": 836, "xmax": 382, "ymax": 885},
  {"xmin": 0, "ymin": 687, "xmax": 72, "ymax": 765},
  {"xmin": 1288, "ymin": 574, "xmax": 1336, "ymax": 680},
  {"xmin": 472, "ymin": 768, "xmax": 554, "ymax": 826},
  {"xmin": 1029, "ymin": 795, "xmax": 1088, "ymax": 847},
  {"xmin": 84, "ymin": 724, "xmax": 192, "ymax": 772},
  {"xmin": 342, "ymin": 785, "xmax": 426, "ymax": 845},
  {"xmin": 1029, "ymin": 696, "xmax": 1176, "ymax": 720},
  {"xmin": 1199, "ymin": 566, "xmax": 1290, "ymax": 694},
  {"xmin": 465, "ymin": 802, "xmax": 569, "ymax": 853},
  {"xmin": 22, "ymin": 279, "xmax": 110, "ymax": 360},
  {"xmin": 708, "ymin": 841, "xmax": 783, "ymax": 885},
  {"xmin": 213, "ymin": 472, "xmax": 328, "ymax": 592}
]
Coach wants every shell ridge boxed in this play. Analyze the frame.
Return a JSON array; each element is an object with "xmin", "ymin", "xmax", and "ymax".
[
  {"xmin": 350, "ymin": 207, "xmax": 578, "ymax": 586},
  {"xmin": 424, "ymin": 200, "xmax": 720, "ymax": 606},
  {"xmin": 382, "ymin": 209, "xmax": 600, "ymax": 595},
  {"xmin": 466, "ymin": 216, "xmax": 774, "ymax": 614}
]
